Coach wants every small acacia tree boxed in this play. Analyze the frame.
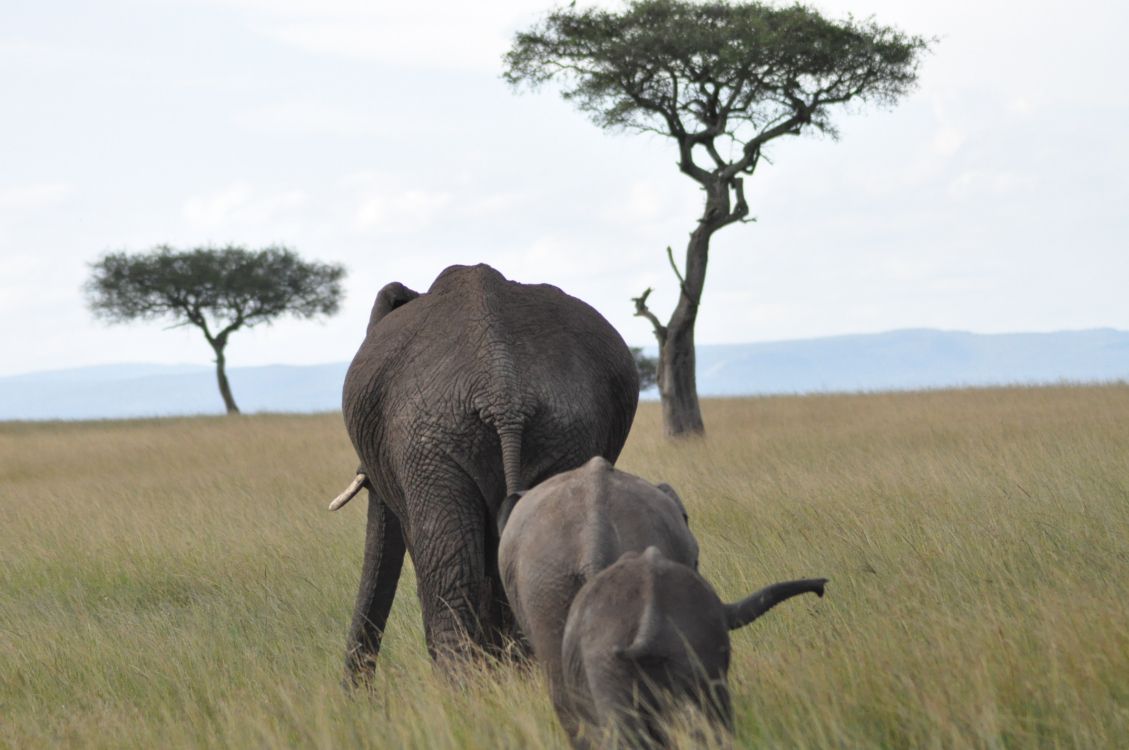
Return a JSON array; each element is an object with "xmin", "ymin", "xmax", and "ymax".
[
  {"xmin": 86, "ymin": 244, "xmax": 345, "ymax": 414},
  {"xmin": 505, "ymin": 0, "xmax": 929, "ymax": 436},
  {"xmin": 631, "ymin": 347, "xmax": 659, "ymax": 391}
]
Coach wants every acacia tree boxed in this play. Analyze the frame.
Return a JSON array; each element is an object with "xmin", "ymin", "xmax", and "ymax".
[
  {"xmin": 86, "ymin": 244, "xmax": 345, "ymax": 414},
  {"xmin": 505, "ymin": 0, "xmax": 929, "ymax": 436},
  {"xmin": 631, "ymin": 346, "xmax": 659, "ymax": 391}
]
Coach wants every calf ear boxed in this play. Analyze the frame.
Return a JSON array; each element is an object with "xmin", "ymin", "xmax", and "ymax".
[
  {"xmin": 656, "ymin": 482, "xmax": 690, "ymax": 524},
  {"xmin": 367, "ymin": 282, "xmax": 420, "ymax": 332},
  {"xmin": 725, "ymin": 578, "xmax": 828, "ymax": 630}
]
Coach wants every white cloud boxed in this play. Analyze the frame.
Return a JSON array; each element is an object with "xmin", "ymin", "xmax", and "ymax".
[
  {"xmin": 496, "ymin": 234, "xmax": 594, "ymax": 284},
  {"xmin": 0, "ymin": 40, "xmax": 89, "ymax": 68},
  {"xmin": 344, "ymin": 171, "xmax": 531, "ymax": 233},
  {"xmin": 258, "ymin": 20, "xmax": 509, "ymax": 70},
  {"xmin": 620, "ymin": 181, "xmax": 666, "ymax": 223},
  {"xmin": 930, "ymin": 126, "xmax": 965, "ymax": 157},
  {"xmin": 233, "ymin": 102, "xmax": 388, "ymax": 138},
  {"xmin": 458, "ymin": 192, "xmax": 526, "ymax": 219},
  {"xmin": 182, "ymin": 184, "xmax": 254, "ymax": 227},
  {"xmin": 947, "ymin": 170, "xmax": 1035, "ymax": 199},
  {"xmin": 353, "ymin": 187, "xmax": 453, "ymax": 233},
  {"xmin": 182, "ymin": 184, "xmax": 308, "ymax": 230},
  {"xmin": 1008, "ymin": 96, "xmax": 1035, "ymax": 115},
  {"xmin": 0, "ymin": 183, "xmax": 71, "ymax": 212},
  {"xmin": 194, "ymin": 0, "xmax": 544, "ymax": 69},
  {"xmin": 924, "ymin": 91, "xmax": 967, "ymax": 158}
]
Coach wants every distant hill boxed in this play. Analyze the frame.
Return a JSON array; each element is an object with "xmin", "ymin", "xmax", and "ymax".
[
  {"xmin": 689, "ymin": 328, "xmax": 1129, "ymax": 396},
  {"xmin": 2, "ymin": 328, "xmax": 1126, "ymax": 421},
  {"xmin": 0, "ymin": 363, "xmax": 349, "ymax": 421}
]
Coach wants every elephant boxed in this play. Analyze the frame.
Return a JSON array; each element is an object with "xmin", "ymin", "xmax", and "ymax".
[
  {"xmin": 498, "ymin": 456, "xmax": 700, "ymax": 742},
  {"xmin": 562, "ymin": 547, "xmax": 827, "ymax": 748},
  {"xmin": 497, "ymin": 457, "xmax": 827, "ymax": 748},
  {"xmin": 329, "ymin": 264, "xmax": 639, "ymax": 683}
]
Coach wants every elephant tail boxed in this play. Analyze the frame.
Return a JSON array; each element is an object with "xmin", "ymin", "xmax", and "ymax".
[
  {"xmin": 495, "ymin": 425, "xmax": 523, "ymax": 537},
  {"xmin": 497, "ymin": 424, "xmax": 523, "ymax": 498}
]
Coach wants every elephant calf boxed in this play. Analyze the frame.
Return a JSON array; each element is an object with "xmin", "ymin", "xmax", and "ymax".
[
  {"xmin": 498, "ymin": 456, "xmax": 699, "ymax": 743},
  {"xmin": 498, "ymin": 456, "xmax": 826, "ymax": 748},
  {"xmin": 563, "ymin": 546, "xmax": 826, "ymax": 748}
]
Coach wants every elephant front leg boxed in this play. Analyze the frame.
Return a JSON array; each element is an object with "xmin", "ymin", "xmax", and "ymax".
[{"xmin": 345, "ymin": 493, "xmax": 406, "ymax": 685}]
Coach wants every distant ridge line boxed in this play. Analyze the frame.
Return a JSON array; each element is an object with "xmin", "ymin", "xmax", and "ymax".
[{"xmin": 2, "ymin": 328, "xmax": 1127, "ymax": 420}]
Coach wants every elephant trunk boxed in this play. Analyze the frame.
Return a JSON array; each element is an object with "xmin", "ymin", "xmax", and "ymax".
[{"xmin": 724, "ymin": 578, "xmax": 828, "ymax": 631}]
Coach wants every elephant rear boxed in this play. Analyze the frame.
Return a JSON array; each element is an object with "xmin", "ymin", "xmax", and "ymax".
[
  {"xmin": 338, "ymin": 264, "xmax": 640, "ymax": 679},
  {"xmin": 344, "ymin": 264, "xmax": 638, "ymax": 509}
]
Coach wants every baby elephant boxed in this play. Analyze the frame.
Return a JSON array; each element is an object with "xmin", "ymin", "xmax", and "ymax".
[
  {"xmin": 498, "ymin": 457, "xmax": 699, "ymax": 743},
  {"xmin": 563, "ymin": 546, "xmax": 826, "ymax": 748},
  {"xmin": 498, "ymin": 456, "xmax": 827, "ymax": 748}
]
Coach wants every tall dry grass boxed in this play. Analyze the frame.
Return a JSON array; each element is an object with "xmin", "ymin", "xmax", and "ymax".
[{"xmin": 2, "ymin": 385, "xmax": 1127, "ymax": 748}]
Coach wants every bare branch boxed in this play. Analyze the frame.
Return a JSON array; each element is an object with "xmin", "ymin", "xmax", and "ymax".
[
  {"xmin": 675, "ymin": 138, "xmax": 712, "ymax": 183},
  {"xmin": 732, "ymin": 177, "xmax": 748, "ymax": 217},
  {"xmin": 666, "ymin": 246, "xmax": 691, "ymax": 301},
  {"xmin": 723, "ymin": 111, "xmax": 807, "ymax": 179},
  {"xmin": 632, "ymin": 287, "xmax": 668, "ymax": 343},
  {"xmin": 716, "ymin": 177, "xmax": 750, "ymax": 229}
]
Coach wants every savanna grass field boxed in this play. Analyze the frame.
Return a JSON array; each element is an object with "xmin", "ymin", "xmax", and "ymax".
[{"xmin": 2, "ymin": 385, "xmax": 1128, "ymax": 748}]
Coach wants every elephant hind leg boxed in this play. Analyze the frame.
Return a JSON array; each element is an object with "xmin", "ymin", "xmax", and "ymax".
[
  {"xmin": 345, "ymin": 492, "xmax": 406, "ymax": 685},
  {"xmin": 484, "ymin": 504, "xmax": 530, "ymax": 661},
  {"xmin": 407, "ymin": 480, "xmax": 500, "ymax": 664}
]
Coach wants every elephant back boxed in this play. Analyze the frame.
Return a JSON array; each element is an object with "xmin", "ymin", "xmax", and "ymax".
[{"xmin": 342, "ymin": 264, "xmax": 639, "ymax": 504}]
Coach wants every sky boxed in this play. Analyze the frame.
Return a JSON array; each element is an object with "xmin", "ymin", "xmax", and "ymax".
[{"xmin": 1, "ymin": 0, "xmax": 1127, "ymax": 377}]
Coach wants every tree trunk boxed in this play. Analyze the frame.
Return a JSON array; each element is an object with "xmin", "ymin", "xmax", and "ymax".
[
  {"xmin": 635, "ymin": 177, "xmax": 737, "ymax": 438},
  {"xmin": 655, "ymin": 197, "xmax": 718, "ymax": 436},
  {"xmin": 211, "ymin": 343, "xmax": 240, "ymax": 415},
  {"xmin": 657, "ymin": 316, "xmax": 703, "ymax": 436},
  {"xmin": 650, "ymin": 184, "xmax": 727, "ymax": 435}
]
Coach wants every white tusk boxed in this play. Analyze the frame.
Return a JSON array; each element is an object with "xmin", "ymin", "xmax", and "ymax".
[{"xmin": 328, "ymin": 473, "xmax": 366, "ymax": 511}]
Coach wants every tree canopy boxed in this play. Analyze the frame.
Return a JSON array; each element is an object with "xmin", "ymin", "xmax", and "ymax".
[
  {"xmin": 505, "ymin": 0, "xmax": 929, "ymax": 436},
  {"xmin": 86, "ymin": 244, "xmax": 345, "ymax": 413},
  {"xmin": 87, "ymin": 245, "xmax": 344, "ymax": 328},
  {"xmin": 506, "ymin": 1, "xmax": 928, "ymax": 176}
]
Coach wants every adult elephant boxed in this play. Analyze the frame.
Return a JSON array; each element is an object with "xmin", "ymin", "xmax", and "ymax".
[{"xmin": 329, "ymin": 263, "xmax": 639, "ymax": 683}]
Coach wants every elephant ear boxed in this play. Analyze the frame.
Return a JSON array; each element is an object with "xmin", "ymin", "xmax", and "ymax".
[
  {"xmin": 367, "ymin": 282, "xmax": 420, "ymax": 333},
  {"xmin": 656, "ymin": 482, "xmax": 689, "ymax": 525}
]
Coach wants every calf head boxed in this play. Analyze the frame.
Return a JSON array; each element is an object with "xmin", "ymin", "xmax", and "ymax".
[{"xmin": 564, "ymin": 547, "xmax": 826, "ymax": 747}]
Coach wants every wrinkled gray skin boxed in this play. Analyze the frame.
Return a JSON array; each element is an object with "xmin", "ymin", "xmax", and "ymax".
[
  {"xmin": 340, "ymin": 264, "xmax": 638, "ymax": 682},
  {"xmin": 498, "ymin": 456, "xmax": 699, "ymax": 743},
  {"xmin": 563, "ymin": 547, "xmax": 827, "ymax": 748}
]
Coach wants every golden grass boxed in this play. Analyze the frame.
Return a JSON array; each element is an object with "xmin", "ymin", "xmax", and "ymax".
[{"xmin": 2, "ymin": 385, "xmax": 1127, "ymax": 748}]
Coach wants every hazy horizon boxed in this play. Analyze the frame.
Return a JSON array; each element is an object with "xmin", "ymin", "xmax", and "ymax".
[
  {"xmin": 2, "ymin": 324, "xmax": 1127, "ymax": 380},
  {"xmin": 4, "ymin": 328, "xmax": 1127, "ymax": 420}
]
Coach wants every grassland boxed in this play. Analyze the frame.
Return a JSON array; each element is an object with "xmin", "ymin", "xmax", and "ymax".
[{"xmin": 2, "ymin": 385, "xmax": 1128, "ymax": 748}]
